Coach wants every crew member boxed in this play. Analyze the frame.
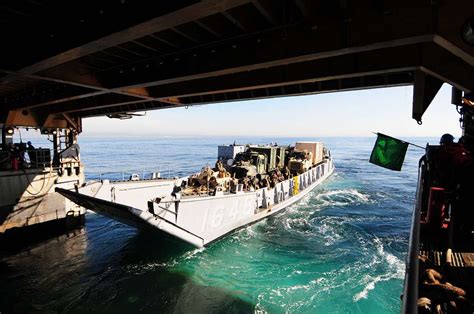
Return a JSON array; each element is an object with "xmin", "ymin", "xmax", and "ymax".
[
  {"xmin": 433, "ymin": 134, "xmax": 473, "ymax": 189},
  {"xmin": 434, "ymin": 133, "xmax": 474, "ymax": 234},
  {"xmin": 8, "ymin": 143, "xmax": 19, "ymax": 170}
]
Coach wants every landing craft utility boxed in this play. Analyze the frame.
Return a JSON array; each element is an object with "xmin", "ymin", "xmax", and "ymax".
[{"xmin": 57, "ymin": 142, "xmax": 334, "ymax": 247}]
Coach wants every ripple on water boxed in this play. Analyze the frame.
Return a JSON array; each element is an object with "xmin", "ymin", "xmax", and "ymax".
[
  {"xmin": 314, "ymin": 189, "xmax": 372, "ymax": 207},
  {"xmin": 1, "ymin": 137, "xmax": 416, "ymax": 313},
  {"xmin": 165, "ymin": 185, "xmax": 406, "ymax": 313}
]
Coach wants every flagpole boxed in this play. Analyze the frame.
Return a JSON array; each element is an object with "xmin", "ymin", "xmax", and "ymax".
[{"xmin": 372, "ymin": 132, "xmax": 425, "ymax": 150}]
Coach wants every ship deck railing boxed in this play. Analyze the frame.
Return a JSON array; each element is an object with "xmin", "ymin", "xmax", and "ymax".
[
  {"xmin": 92, "ymin": 164, "xmax": 175, "ymax": 182},
  {"xmin": 402, "ymin": 153, "xmax": 474, "ymax": 313},
  {"xmin": 401, "ymin": 158, "xmax": 422, "ymax": 314},
  {"xmin": 0, "ymin": 148, "xmax": 53, "ymax": 171}
]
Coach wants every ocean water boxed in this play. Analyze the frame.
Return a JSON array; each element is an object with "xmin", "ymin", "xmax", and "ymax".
[{"xmin": 0, "ymin": 136, "xmax": 433, "ymax": 313}]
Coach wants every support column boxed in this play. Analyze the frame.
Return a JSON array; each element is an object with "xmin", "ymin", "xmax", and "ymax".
[
  {"xmin": 1, "ymin": 125, "xmax": 6, "ymax": 149},
  {"xmin": 412, "ymin": 71, "xmax": 444, "ymax": 124},
  {"xmin": 52, "ymin": 129, "xmax": 60, "ymax": 166}
]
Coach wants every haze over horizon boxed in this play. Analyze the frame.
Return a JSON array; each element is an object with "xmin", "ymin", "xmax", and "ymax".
[{"xmin": 79, "ymin": 84, "xmax": 461, "ymax": 139}]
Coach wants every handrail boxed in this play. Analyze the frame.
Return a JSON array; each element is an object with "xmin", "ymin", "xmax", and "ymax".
[
  {"xmin": 96, "ymin": 164, "xmax": 174, "ymax": 181},
  {"xmin": 0, "ymin": 148, "xmax": 53, "ymax": 170},
  {"xmin": 26, "ymin": 148, "xmax": 53, "ymax": 169},
  {"xmin": 401, "ymin": 159, "xmax": 424, "ymax": 313}
]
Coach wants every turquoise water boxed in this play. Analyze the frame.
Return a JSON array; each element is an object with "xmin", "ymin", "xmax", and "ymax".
[{"xmin": 0, "ymin": 137, "xmax": 432, "ymax": 313}]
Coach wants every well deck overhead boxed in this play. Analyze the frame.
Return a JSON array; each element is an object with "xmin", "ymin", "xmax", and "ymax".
[{"xmin": 1, "ymin": 0, "xmax": 473, "ymax": 129}]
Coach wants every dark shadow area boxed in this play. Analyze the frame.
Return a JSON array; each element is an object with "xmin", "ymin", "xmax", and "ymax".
[
  {"xmin": 0, "ymin": 214, "xmax": 84, "ymax": 256},
  {"xmin": 0, "ymin": 205, "xmax": 13, "ymax": 225},
  {"xmin": 0, "ymin": 224, "xmax": 255, "ymax": 313}
]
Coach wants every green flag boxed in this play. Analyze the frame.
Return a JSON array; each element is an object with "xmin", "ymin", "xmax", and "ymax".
[{"xmin": 369, "ymin": 133, "xmax": 408, "ymax": 171}]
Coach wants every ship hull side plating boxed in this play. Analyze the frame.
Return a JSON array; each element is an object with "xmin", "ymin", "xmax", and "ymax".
[
  {"xmin": 0, "ymin": 167, "xmax": 85, "ymax": 235},
  {"xmin": 58, "ymin": 159, "xmax": 333, "ymax": 247}
]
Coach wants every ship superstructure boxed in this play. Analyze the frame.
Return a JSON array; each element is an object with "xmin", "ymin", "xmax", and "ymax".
[{"xmin": 0, "ymin": 127, "xmax": 85, "ymax": 237}]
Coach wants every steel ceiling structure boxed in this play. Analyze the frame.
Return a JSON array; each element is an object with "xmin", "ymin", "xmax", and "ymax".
[{"xmin": 0, "ymin": 0, "xmax": 473, "ymax": 131}]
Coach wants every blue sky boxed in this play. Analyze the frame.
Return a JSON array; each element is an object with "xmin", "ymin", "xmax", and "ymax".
[{"xmin": 80, "ymin": 84, "xmax": 461, "ymax": 138}]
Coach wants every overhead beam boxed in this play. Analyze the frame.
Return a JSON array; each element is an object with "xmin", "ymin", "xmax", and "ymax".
[
  {"xmin": 294, "ymin": 0, "xmax": 311, "ymax": 19},
  {"xmin": 251, "ymin": 0, "xmax": 282, "ymax": 25},
  {"xmin": 171, "ymin": 27, "xmax": 199, "ymax": 43},
  {"xmin": 194, "ymin": 19, "xmax": 222, "ymax": 37},
  {"xmin": 5, "ymin": 40, "xmax": 470, "ymax": 118},
  {"xmin": 8, "ymin": 0, "xmax": 252, "ymax": 76},
  {"xmin": 73, "ymin": 101, "xmax": 177, "ymax": 119},
  {"xmin": 145, "ymin": 44, "xmax": 421, "ymax": 99},
  {"xmin": 106, "ymin": 34, "xmax": 433, "ymax": 91},
  {"xmin": 420, "ymin": 44, "xmax": 474, "ymax": 93},
  {"xmin": 115, "ymin": 45, "xmax": 148, "ymax": 59},
  {"xmin": 0, "ymin": 68, "xmax": 154, "ymax": 100},
  {"xmin": 4, "ymin": 109, "xmax": 53, "ymax": 129},
  {"xmin": 221, "ymin": 11, "xmax": 250, "ymax": 33},
  {"xmin": 31, "ymin": 4, "xmax": 441, "ymax": 90},
  {"xmin": 0, "ymin": 67, "xmax": 182, "ymax": 112},
  {"xmin": 38, "ymin": 92, "xmax": 181, "ymax": 116},
  {"xmin": 3, "ymin": 87, "xmax": 103, "ymax": 111},
  {"xmin": 433, "ymin": 36, "xmax": 474, "ymax": 67},
  {"xmin": 39, "ymin": 93, "xmax": 146, "ymax": 115},
  {"xmin": 61, "ymin": 113, "xmax": 80, "ymax": 132},
  {"xmin": 179, "ymin": 73, "xmax": 413, "ymax": 105},
  {"xmin": 131, "ymin": 40, "xmax": 160, "ymax": 53},
  {"xmin": 25, "ymin": 34, "xmax": 436, "ymax": 111},
  {"xmin": 412, "ymin": 71, "xmax": 444, "ymax": 123},
  {"xmin": 1, "ymin": 0, "xmax": 471, "ymax": 122},
  {"xmin": 434, "ymin": 0, "xmax": 474, "ymax": 66},
  {"xmin": 100, "ymin": 49, "xmax": 133, "ymax": 62},
  {"xmin": 149, "ymin": 34, "xmax": 179, "ymax": 49}
]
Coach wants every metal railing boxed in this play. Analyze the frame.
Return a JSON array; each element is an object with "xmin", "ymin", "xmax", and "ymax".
[
  {"xmin": 27, "ymin": 149, "xmax": 52, "ymax": 168},
  {"xmin": 401, "ymin": 159, "xmax": 423, "ymax": 313},
  {"xmin": 0, "ymin": 148, "xmax": 53, "ymax": 170},
  {"xmin": 95, "ymin": 164, "xmax": 174, "ymax": 182}
]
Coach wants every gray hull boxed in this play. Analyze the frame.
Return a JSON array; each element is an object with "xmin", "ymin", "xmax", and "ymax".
[{"xmin": 59, "ymin": 158, "xmax": 334, "ymax": 247}]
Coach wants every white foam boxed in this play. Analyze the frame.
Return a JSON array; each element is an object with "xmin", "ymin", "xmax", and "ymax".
[
  {"xmin": 352, "ymin": 237, "xmax": 405, "ymax": 302},
  {"xmin": 315, "ymin": 189, "xmax": 371, "ymax": 207},
  {"xmin": 229, "ymin": 224, "xmax": 259, "ymax": 244},
  {"xmin": 182, "ymin": 247, "xmax": 205, "ymax": 260},
  {"xmin": 353, "ymin": 278, "xmax": 378, "ymax": 301},
  {"xmin": 311, "ymin": 218, "xmax": 343, "ymax": 246},
  {"xmin": 282, "ymin": 217, "xmax": 312, "ymax": 234},
  {"xmin": 124, "ymin": 260, "xmax": 177, "ymax": 274}
]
